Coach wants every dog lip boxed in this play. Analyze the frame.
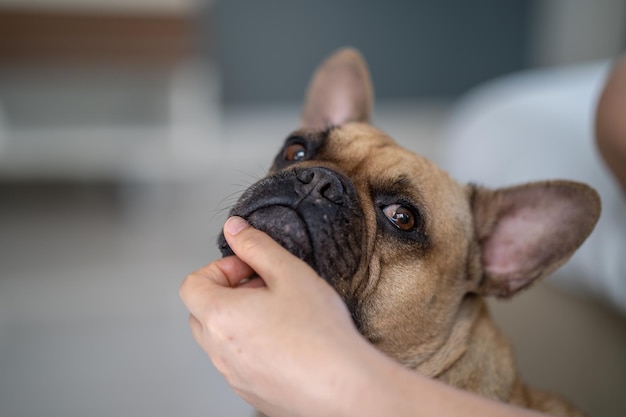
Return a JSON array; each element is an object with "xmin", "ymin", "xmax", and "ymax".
[
  {"xmin": 234, "ymin": 201, "xmax": 298, "ymax": 219},
  {"xmin": 232, "ymin": 195, "xmax": 302, "ymax": 219},
  {"xmin": 240, "ymin": 204, "xmax": 317, "ymax": 271}
]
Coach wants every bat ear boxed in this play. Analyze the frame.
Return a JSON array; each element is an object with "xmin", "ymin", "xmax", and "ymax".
[
  {"xmin": 471, "ymin": 181, "xmax": 601, "ymax": 298},
  {"xmin": 300, "ymin": 48, "xmax": 374, "ymax": 129}
]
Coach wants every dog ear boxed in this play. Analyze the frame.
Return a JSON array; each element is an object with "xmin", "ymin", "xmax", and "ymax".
[
  {"xmin": 301, "ymin": 47, "xmax": 374, "ymax": 129},
  {"xmin": 471, "ymin": 181, "xmax": 601, "ymax": 298}
]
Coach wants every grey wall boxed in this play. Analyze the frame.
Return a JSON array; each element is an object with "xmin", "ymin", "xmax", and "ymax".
[{"xmin": 216, "ymin": 0, "xmax": 532, "ymax": 104}]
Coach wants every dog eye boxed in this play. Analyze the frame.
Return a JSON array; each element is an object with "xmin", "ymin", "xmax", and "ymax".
[
  {"xmin": 383, "ymin": 204, "xmax": 415, "ymax": 231},
  {"xmin": 284, "ymin": 143, "xmax": 307, "ymax": 161}
]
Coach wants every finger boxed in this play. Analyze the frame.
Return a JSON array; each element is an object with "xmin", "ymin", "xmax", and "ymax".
[
  {"xmin": 179, "ymin": 256, "xmax": 255, "ymax": 320},
  {"xmin": 237, "ymin": 276, "xmax": 267, "ymax": 289},
  {"xmin": 223, "ymin": 216, "xmax": 317, "ymax": 288},
  {"xmin": 188, "ymin": 313, "xmax": 204, "ymax": 344},
  {"xmin": 215, "ymin": 256, "xmax": 256, "ymax": 287}
]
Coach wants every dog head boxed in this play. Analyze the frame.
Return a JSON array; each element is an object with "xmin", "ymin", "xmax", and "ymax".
[{"xmin": 218, "ymin": 48, "xmax": 601, "ymax": 369}]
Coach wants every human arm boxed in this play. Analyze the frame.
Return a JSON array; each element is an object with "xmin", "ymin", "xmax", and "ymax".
[
  {"xmin": 596, "ymin": 55, "xmax": 626, "ymax": 196},
  {"xmin": 179, "ymin": 216, "xmax": 547, "ymax": 417}
]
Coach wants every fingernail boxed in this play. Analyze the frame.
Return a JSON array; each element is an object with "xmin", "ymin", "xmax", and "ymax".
[{"xmin": 225, "ymin": 216, "xmax": 249, "ymax": 236}]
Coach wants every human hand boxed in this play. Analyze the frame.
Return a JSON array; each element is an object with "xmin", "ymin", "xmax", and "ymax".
[
  {"xmin": 179, "ymin": 216, "xmax": 371, "ymax": 417},
  {"xmin": 180, "ymin": 217, "xmax": 547, "ymax": 417}
]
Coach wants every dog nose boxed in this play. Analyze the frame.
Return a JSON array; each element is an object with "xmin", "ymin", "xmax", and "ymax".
[{"xmin": 296, "ymin": 167, "xmax": 345, "ymax": 204}]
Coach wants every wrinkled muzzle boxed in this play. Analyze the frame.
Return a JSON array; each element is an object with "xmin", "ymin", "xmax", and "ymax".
[{"xmin": 218, "ymin": 167, "xmax": 364, "ymax": 286}]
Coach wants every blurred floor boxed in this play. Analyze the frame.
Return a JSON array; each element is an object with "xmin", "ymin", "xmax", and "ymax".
[
  {"xmin": 0, "ymin": 178, "xmax": 253, "ymax": 417},
  {"xmin": 0, "ymin": 99, "xmax": 625, "ymax": 417},
  {"xmin": 0, "ymin": 100, "xmax": 446, "ymax": 417}
]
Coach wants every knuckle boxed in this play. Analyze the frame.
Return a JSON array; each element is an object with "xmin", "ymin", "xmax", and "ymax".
[{"xmin": 179, "ymin": 271, "xmax": 200, "ymax": 298}]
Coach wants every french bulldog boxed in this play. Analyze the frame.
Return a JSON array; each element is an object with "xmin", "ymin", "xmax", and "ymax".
[{"xmin": 218, "ymin": 48, "xmax": 600, "ymax": 417}]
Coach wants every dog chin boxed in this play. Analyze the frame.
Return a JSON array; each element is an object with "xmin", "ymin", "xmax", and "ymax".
[{"xmin": 218, "ymin": 205, "xmax": 316, "ymax": 269}]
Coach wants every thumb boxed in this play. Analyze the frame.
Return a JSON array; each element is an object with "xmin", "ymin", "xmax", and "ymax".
[{"xmin": 223, "ymin": 216, "xmax": 318, "ymax": 288}]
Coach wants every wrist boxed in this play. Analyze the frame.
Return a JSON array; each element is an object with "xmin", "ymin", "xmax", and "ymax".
[
  {"xmin": 331, "ymin": 339, "xmax": 416, "ymax": 417},
  {"xmin": 327, "ymin": 340, "xmax": 541, "ymax": 417}
]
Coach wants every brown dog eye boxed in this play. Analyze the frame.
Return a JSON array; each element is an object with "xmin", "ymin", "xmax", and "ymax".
[
  {"xmin": 383, "ymin": 204, "xmax": 415, "ymax": 230},
  {"xmin": 284, "ymin": 143, "xmax": 307, "ymax": 161}
]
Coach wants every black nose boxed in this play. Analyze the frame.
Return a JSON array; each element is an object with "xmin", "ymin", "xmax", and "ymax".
[{"xmin": 296, "ymin": 167, "xmax": 345, "ymax": 204}]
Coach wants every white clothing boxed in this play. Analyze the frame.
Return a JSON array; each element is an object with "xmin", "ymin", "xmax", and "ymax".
[{"xmin": 444, "ymin": 62, "xmax": 626, "ymax": 314}]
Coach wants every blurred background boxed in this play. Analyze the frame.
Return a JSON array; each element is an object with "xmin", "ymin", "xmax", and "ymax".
[{"xmin": 0, "ymin": 1, "xmax": 625, "ymax": 416}]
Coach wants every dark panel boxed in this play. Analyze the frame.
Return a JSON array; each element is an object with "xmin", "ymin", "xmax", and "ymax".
[{"xmin": 216, "ymin": 0, "xmax": 532, "ymax": 103}]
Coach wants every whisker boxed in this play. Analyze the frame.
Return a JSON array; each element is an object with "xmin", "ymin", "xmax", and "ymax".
[{"xmin": 207, "ymin": 166, "xmax": 269, "ymax": 225}]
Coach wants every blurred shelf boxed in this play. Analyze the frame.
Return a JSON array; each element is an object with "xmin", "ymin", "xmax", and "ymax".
[
  {"xmin": 0, "ymin": 61, "xmax": 222, "ymax": 181},
  {"xmin": 0, "ymin": 7, "xmax": 200, "ymax": 65},
  {"xmin": 0, "ymin": 0, "xmax": 201, "ymax": 16}
]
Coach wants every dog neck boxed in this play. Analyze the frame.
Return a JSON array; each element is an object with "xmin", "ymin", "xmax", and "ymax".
[{"xmin": 414, "ymin": 296, "xmax": 518, "ymax": 402}]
